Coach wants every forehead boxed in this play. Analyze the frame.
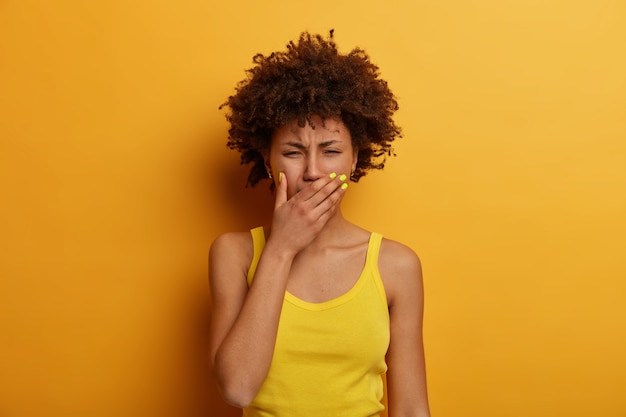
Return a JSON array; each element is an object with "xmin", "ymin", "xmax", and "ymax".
[{"xmin": 272, "ymin": 116, "xmax": 351, "ymax": 143}]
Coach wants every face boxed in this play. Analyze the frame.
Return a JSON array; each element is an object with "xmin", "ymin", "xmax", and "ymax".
[{"xmin": 266, "ymin": 115, "xmax": 358, "ymax": 199}]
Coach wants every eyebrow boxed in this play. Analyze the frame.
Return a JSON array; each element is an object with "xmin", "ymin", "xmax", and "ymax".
[{"xmin": 283, "ymin": 140, "xmax": 340, "ymax": 149}]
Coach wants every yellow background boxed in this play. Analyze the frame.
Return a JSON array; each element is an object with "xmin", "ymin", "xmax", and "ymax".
[{"xmin": 1, "ymin": 1, "xmax": 625, "ymax": 416}]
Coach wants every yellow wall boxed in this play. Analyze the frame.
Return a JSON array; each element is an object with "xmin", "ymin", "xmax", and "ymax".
[{"xmin": 1, "ymin": 1, "xmax": 625, "ymax": 416}]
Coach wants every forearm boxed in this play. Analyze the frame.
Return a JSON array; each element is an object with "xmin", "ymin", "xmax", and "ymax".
[
  {"xmin": 387, "ymin": 381, "xmax": 430, "ymax": 417},
  {"xmin": 213, "ymin": 241, "xmax": 295, "ymax": 407}
]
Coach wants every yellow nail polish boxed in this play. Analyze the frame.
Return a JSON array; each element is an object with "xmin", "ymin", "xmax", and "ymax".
[
  {"xmin": 279, "ymin": 172, "xmax": 283, "ymax": 183},
  {"xmin": 341, "ymin": 183, "xmax": 348, "ymax": 190},
  {"xmin": 339, "ymin": 174, "xmax": 347, "ymax": 181},
  {"xmin": 329, "ymin": 173, "xmax": 337, "ymax": 179}
]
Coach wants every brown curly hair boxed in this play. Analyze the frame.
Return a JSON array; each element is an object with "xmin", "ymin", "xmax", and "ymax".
[{"xmin": 220, "ymin": 30, "xmax": 401, "ymax": 187}]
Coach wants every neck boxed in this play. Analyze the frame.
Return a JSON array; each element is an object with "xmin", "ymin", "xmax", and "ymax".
[{"xmin": 305, "ymin": 208, "xmax": 355, "ymax": 249}]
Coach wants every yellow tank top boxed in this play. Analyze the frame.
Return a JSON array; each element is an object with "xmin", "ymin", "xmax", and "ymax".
[{"xmin": 243, "ymin": 227, "xmax": 390, "ymax": 417}]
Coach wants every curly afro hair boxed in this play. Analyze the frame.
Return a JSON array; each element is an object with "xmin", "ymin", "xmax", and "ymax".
[{"xmin": 220, "ymin": 30, "xmax": 401, "ymax": 187}]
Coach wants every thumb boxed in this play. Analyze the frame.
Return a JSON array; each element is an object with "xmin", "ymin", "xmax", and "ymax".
[{"xmin": 274, "ymin": 172, "xmax": 287, "ymax": 209}]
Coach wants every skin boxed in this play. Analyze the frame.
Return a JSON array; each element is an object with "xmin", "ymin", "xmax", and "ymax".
[{"xmin": 209, "ymin": 115, "xmax": 430, "ymax": 416}]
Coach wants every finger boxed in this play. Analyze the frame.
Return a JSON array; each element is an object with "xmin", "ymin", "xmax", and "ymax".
[
  {"xmin": 303, "ymin": 173, "xmax": 348, "ymax": 207},
  {"xmin": 289, "ymin": 174, "xmax": 333, "ymax": 203},
  {"xmin": 309, "ymin": 185, "xmax": 348, "ymax": 228},
  {"xmin": 274, "ymin": 172, "xmax": 287, "ymax": 209},
  {"xmin": 307, "ymin": 177, "xmax": 349, "ymax": 218}
]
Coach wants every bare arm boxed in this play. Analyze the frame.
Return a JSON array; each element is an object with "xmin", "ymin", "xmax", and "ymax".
[
  {"xmin": 380, "ymin": 240, "xmax": 430, "ymax": 417},
  {"xmin": 208, "ymin": 173, "xmax": 347, "ymax": 408},
  {"xmin": 208, "ymin": 230, "xmax": 292, "ymax": 408}
]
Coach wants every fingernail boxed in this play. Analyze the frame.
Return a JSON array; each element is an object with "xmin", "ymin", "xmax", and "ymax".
[
  {"xmin": 341, "ymin": 183, "xmax": 348, "ymax": 190},
  {"xmin": 339, "ymin": 174, "xmax": 347, "ymax": 181},
  {"xmin": 279, "ymin": 172, "xmax": 283, "ymax": 183},
  {"xmin": 329, "ymin": 173, "xmax": 337, "ymax": 179}
]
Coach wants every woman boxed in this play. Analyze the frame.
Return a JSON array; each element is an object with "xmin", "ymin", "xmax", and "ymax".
[{"xmin": 209, "ymin": 31, "xmax": 430, "ymax": 417}]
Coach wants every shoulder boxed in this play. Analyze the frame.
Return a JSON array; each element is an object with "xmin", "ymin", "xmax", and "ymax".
[
  {"xmin": 209, "ymin": 231, "xmax": 255, "ymax": 282},
  {"xmin": 377, "ymin": 237, "xmax": 423, "ymax": 307},
  {"xmin": 210, "ymin": 231, "xmax": 253, "ymax": 256},
  {"xmin": 378, "ymin": 237, "xmax": 422, "ymax": 276}
]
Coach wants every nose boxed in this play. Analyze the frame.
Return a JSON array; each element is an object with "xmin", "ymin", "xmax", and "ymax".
[{"xmin": 302, "ymin": 154, "xmax": 323, "ymax": 181}]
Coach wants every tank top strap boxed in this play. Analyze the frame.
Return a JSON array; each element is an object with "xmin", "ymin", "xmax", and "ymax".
[
  {"xmin": 247, "ymin": 226, "xmax": 265, "ymax": 286},
  {"xmin": 365, "ymin": 232, "xmax": 383, "ymax": 268},
  {"xmin": 365, "ymin": 232, "xmax": 389, "ymax": 309}
]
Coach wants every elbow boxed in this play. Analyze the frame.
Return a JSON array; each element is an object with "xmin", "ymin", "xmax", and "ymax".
[
  {"xmin": 218, "ymin": 381, "xmax": 256, "ymax": 409},
  {"xmin": 212, "ymin": 364, "xmax": 257, "ymax": 408}
]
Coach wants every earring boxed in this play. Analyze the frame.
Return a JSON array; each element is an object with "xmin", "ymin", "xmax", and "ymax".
[{"xmin": 268, "ymin": 171, "xmax": 273, "ymax": 180}]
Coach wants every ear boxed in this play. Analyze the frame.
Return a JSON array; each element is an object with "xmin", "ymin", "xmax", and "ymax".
[
  {"xmin": 262, "ymin": 150, "xmax": 273, "ymax": 178},
  {"xmin": 351, "ymin": 148, "xmax": 358, "ymax": 173}
]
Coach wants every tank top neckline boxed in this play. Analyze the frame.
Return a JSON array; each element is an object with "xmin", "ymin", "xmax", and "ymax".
[{"xmin": 251, "ymin": 227, "xmax": 381, "ymax": 312}]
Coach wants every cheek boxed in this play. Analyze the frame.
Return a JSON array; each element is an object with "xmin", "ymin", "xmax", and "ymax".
[
  {"xmin": 279, "ymin": 165, "xmax": 302, "ymax": 181},
  {"xmin": 330, "ymin": 160, "xmax": 354, "ymax": 176},
  {"xmin": 272, "ymin": 166, "xmax": 300, "ymax": 198}
]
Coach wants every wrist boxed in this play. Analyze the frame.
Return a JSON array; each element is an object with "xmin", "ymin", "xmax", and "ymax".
[{"xmin": 263, "ymin": 238, "xmax": 298, "ymax": 262}]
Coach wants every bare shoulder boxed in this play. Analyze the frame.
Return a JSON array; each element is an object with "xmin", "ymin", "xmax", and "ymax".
[
  {"xmin": 210, "ymin": 231, "xmax": 253, "ymax": 259},
  {"xmin": 378, "ymin": 237, "xmax": 423, "ymax": 307},
  {"xmin": 209, "ymin": 231, "xmax": 255, "ymax": 288},
  {"xmin": 379, "ymin": 237, "xmax": 422, "ymax": 277}
]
